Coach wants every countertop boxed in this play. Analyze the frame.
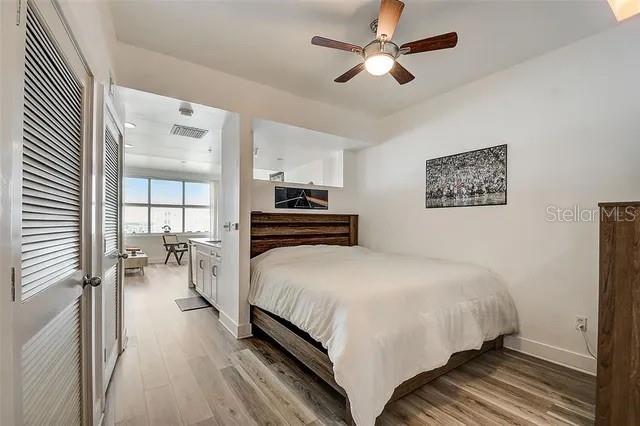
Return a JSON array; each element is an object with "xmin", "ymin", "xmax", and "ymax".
[{"xmin": 189, "ymin": 238, "xmax": 222, "ymax": 248}]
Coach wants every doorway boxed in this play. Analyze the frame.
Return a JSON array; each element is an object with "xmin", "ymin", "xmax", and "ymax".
[{"xmin": 101, "ymin": 87, "xmax": 233, "ymax": 423}]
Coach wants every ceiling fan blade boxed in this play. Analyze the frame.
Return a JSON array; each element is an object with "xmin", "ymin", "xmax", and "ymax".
[
  {"xmin": 334, "ymin": 63, "xmax": 365, "ymax": 83},
  {"xmin": 400, "ymin": 32, "xmax": 458, "ymax": 54},
  {"xmin": 311, "ymin": 36, "xmax": 363, "ymax": 54},
  {"xmin": 389, "ymin": 62, "xmax": 415, "ymax": 85},
  {"xmin": 377, "ymin": 0, "xmax": 405, "ymax": 40}
]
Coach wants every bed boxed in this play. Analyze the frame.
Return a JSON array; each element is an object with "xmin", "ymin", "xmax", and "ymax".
[{"xmin": 249, "ymin": 212, "xmax": 517, "ymax": 425}]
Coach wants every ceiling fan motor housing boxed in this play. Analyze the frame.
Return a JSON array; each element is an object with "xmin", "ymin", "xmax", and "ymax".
[{"xmin": 363, "ymin": 39, "xmax": 399, "ymax": 60}]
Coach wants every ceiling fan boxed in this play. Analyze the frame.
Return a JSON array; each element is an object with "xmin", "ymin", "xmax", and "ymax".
[{"xmin": 311, "ymin": 0, "xmax": 458, "ymax": 85}]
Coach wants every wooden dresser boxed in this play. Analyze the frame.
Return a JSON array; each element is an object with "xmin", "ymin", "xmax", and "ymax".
[{"xmin": 597, "ymin": 201, "xmax": 640, "ymax": 425}]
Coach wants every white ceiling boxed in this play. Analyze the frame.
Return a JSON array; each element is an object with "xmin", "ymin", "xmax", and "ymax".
[
  {"xmin": 253, "ymin": 119, "xmax": 369, "ymax": 171},
  {"xmin": 109, "ymin": 0, "xmax": 615, "ymax": 117},
  {"xmin": 119, "ymin": 87, "xmax": 227, "ymax": 176},
  {"xmin": 120, "ymin": 87, "xmax": 367, "ymax": 176}
]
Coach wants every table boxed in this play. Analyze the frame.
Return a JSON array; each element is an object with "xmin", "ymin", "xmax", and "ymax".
[{"xmin": 124, "ymin": 253, "xmax": 148, "ymax": 275}]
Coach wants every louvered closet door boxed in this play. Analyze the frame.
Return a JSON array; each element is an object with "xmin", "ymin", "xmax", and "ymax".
[
  {"xmin": 13, "ymin": 1, "xmax": 93, "ymax": 425},
  {"xmin": 102, "ymin": 116, "xmax": 124, "ymax": 390}
]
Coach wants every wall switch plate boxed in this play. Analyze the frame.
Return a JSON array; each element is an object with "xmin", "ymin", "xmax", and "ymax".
[{"xmin": 576, "ymin": 316, "xmax": 587, "ymax": 332}]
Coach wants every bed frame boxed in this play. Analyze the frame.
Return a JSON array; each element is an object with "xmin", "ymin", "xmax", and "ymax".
[{"xmin": 249, "ymin": 211, "xmax": 504, "ymax": 424}]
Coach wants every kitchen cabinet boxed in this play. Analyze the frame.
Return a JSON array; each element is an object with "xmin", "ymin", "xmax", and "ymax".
[{"xmin": 189, "ymin": 239, "xmax": 221, "ymax": 308}]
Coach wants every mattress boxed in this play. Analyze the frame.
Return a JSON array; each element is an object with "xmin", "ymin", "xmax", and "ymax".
[{"xmin": 249, "ymin": 245, "xmax": 518, "ymax": 425}]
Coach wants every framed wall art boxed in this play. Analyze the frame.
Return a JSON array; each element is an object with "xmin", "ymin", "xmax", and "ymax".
[{"xmin": 426, "ymin": 144, "xmax": 507, "ymax": 208}]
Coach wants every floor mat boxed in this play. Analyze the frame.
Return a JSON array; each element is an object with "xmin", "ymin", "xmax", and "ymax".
[{"xmin": 175, "ymin": 296, "xmax": 210, "ymax": 311}]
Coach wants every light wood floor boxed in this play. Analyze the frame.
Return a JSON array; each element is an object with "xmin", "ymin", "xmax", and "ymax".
[{"xmin": 104, "ymin": 264, "xmax": 596, "ymax": 426}]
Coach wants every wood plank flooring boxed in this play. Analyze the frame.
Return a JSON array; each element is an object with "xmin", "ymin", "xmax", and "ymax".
[{"xmin": 103, "ymin": 264, "xmax": 596, "ymax": 426}]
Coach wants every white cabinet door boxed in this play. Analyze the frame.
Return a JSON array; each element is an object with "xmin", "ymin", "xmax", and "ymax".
[
  {"xmin": 203, "ymin": 254, "xmax": 212, "ymax": 300},
  {"xmin": 195, "ymin": 250, "xmax": 205, "ymax": 292},
  {"xmin": 210, "ymin": 256, "xmax": 219, "ymax": 304}
]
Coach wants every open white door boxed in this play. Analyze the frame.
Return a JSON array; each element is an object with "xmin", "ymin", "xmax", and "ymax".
[
  {"xmin": 101, "ymin": 106, "xmax": 126, "ymax": 392},
  {"xmin": 7, "ymin": 0, "xmax": 96, "ymax": 424}
]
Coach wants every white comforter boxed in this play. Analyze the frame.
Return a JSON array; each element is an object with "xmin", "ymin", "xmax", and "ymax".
[{"xmin": 249, "ymin": 245, "xmax": 518, "ymax": 425}]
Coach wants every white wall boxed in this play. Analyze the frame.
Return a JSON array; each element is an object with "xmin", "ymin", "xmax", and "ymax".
[
  {"xmin": 282, "ymin": 150, "xmax": 344, "ymax": 187},
  {"xmin": 284, "ymin": 159, "xmax": 324, "ymax": 186},
  {"xmin": 115, "ymin": 42, "xmax": 377, "ymax": 144},
  {"xmin": 253, "ymin": 150, "xmax": 358, "ymax": 214},
  {"xmin": 216, "ymin": 114, "xmax": 253, "ymax": 338},
  {"xmin": 356, "ymin": 18, "xmax": 640, "ymax": 374}
]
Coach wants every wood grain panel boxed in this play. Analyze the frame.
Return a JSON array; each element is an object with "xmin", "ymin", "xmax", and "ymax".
[
  {"xmin": 252, "ymin": 225, "xmax": 351, "ymax": 237},
  {"xmin": 596, "ymin": 202, "xmax": 640, "ymax": 425},
  {"xmin": 251, "ymin": 307, "xmax": 343, "ymax": 395},
  {"xmin": 252, "ymin": 237, "xmax": 352, "ymax": 258},
  {"xmin": 250, "ymin": 212, "xmax": 358, "ymax": 258},
  {"xmin": 220, "ymin": 366, "xmax": 287, "ymax": 424},
  {"xmin": 389, "ymin": 338, "xmax": 501, "ymax": 402},
  {"xmin": 230, "ymin": 349, "xmax": 318, "ymax": 425},
  {"xmin": 252, "ymin": 213, "xmax": 352, "ymax": 224}
]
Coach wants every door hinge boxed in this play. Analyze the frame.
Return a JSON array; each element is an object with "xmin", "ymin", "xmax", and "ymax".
[
  {"xmin": 16, "ymin": 0, "xmax": 22, "ymax": 26},
  {"xmin": 104, "ymin": 348, "xmax": 107, "ymax": 362},
  {"xmin": 10, "ymin": 267, "xmax": 16, "ymax": 302}
]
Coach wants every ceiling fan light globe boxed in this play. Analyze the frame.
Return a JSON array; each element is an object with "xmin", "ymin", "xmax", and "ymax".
[{"xmin": 365, "ymin": 54, "xmax": 395, "ymax": 76}]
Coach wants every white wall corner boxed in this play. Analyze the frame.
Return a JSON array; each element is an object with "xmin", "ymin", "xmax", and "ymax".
[
  {"xmin": 504, "ymin": 335, "xmax": 597, "ymax": 375},
  {"xmin": 218, "ymin": 310, "xmax": 253, "ymax": 339}
]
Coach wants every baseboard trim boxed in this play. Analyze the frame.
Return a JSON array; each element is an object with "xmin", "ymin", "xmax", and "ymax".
[
  {"xmin": 218, "ymin": 311, "xmax": 253, "ymax": 339},
  {"xmin": 237, "ymin": 322, "xmax": 253, "ymax": 339},
  {"xmin": 504, "ymin": 335, "xmax": 596, "ymax": 375}
]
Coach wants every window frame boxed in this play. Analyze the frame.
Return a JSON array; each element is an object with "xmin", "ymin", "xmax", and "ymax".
[{"xmin": 124, "ymin": 177, "xmax": 211, "ymax": 235}]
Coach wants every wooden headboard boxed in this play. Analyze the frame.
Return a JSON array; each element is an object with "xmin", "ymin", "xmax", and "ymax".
[{"xmin": 250, "ymin": 212, "xmax": 358, "ymax": 258}]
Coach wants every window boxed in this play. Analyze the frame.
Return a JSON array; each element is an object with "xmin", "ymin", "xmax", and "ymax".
[
  {"xmin": 123, "ymin": 177, "xmax": 212, "ymax": 234},
  {"xmin": 151, "ymin": 207, "xmax": 183, "ymax": 233},
  {"xmin": 124, "ymin": 206, "xmax": 148, "ymax": 234},
  {"xmin": 124, "ymin": 177, "xmax": 148, "ymax": 203},
  {"xmin": 185, "ymin": 182, "xmax": 210, "ymax": 206},
  {"xmin": 151, "ymin": 179, "xmax": 182, "ymax": 205},
  {"xmin": 185, "ymin": 208, "xmax": 210, "ymax": 232}
]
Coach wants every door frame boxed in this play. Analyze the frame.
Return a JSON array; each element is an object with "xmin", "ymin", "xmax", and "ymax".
[
  {"xmin": 0, "ymin": 1, "xmax": 22, "ymax": 423},
  {"xmin": 1, "ymin": 0, "xmax": 97, "ymax": 424}
]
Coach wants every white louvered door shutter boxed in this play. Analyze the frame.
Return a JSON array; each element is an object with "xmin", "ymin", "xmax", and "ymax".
[
  {"xmin": 22, "ymin": 4, "xmax": 83, "ymax": 300},
  {"xmin": 102, "ymin": 115, "xmax": 123, "ymax": 389},
  {"xmin": 13, "ymin": 1, "xmax": 94, "ymax": 425}
]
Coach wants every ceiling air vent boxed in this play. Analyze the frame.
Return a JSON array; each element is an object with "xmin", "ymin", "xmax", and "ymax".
[{"xmin": 170, "ymin": 124, "xmax": 209, "ymax": 139}]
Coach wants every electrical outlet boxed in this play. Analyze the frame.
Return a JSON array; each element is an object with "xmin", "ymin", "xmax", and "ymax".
[{"xmin": 575, "ymin": 316, "xmax": 587, "ymax": 332}]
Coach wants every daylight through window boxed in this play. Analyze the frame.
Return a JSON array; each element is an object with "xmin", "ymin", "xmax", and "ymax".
[{"xmin": 124, "ymin": 177, "xmax": 212, "ymax": 234}]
